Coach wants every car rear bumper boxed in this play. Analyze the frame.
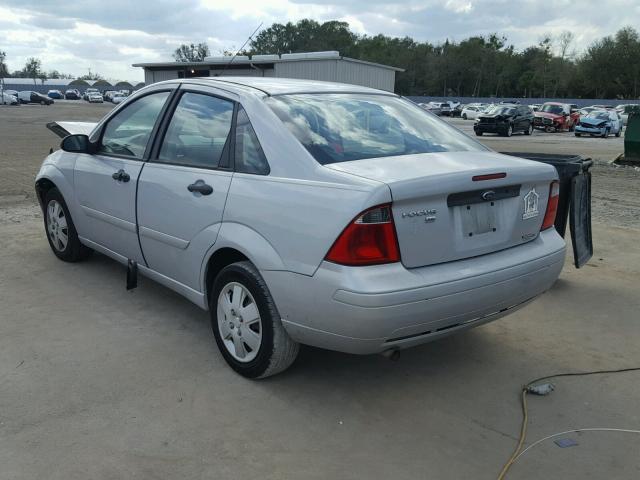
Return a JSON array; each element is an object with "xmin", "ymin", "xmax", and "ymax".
[{"xmin": 264, "ymin": 228, "xmax": 565, "ymax": 354}]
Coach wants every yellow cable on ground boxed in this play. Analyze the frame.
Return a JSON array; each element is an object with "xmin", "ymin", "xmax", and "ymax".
[{"xmin": 497, "ymin": 388, "xmax": 528, "ymax": 480}]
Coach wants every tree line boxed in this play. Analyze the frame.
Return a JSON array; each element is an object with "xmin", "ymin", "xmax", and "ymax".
[
  {"xmin": 176, "ymin": 20, "xmax": 640, "ymax": 99},
  {"xmin": 0, "ymin": 53, "xmax": 103, "ymax": 84}
]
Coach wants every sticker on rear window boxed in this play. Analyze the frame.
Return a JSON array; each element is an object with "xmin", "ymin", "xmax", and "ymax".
[{"xmin": 522, "ymin": 188, "xmax": 540, "ymax": 219}]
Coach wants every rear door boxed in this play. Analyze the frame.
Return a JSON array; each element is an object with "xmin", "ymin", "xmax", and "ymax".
[
  {"xmin": 136, "ymin": 86, "xmax": 236, "ymax": 290},
  {"xmin": 74, "ymin": 88, "xmax": 173, "ymax": 262}
]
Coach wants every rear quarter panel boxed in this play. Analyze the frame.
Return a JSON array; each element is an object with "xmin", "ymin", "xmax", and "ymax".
[{"xmin": 221, "ymin": 173, "xmax": 391, "ymax": 276}]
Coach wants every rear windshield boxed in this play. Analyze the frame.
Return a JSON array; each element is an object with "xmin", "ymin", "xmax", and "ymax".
[{"xmin": 266, "ymin": 94, "xmax": 486, "ymax": 165}]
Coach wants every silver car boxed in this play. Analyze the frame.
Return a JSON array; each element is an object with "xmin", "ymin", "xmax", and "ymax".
[{"xmin": 35, "ymin": 77, "xmax": 565, "ymax": 378}]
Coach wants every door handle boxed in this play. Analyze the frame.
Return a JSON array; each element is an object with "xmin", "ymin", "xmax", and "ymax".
[
  {"xmin": 112, "ymin": 169, "xmax": 130, "ymax": 183},
  {"xmin": 187, "ymin": 180, "xmax": 213, "ymax": 195}
]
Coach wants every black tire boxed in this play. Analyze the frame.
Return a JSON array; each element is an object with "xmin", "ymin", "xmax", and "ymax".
[
  {"xmin": 475, "ymin": 131, "xmax": 483, "ymax": 136},
  {"xmin": 43, "ymin": 188, "xmax": 92, "ymax": 262},
  {"xmin": 602, "ymin": 128, "xmax": 609, "ymax": 138},
  {"xmin": 210, "ymin": 261, "xmax": 299, "ymax": 378},
  {"xmin": 575, "ymin": 133, "xmax": 581, "ymax": 137},
  {"xmin": 524, "ymin": 123, "xmax": 533, "ymax": 135},
  {"xmin": 615, "ymin": 129, "xmax": 621, "ymax": 137},
  {"xmin": 462, "ymin": 113, "xmax": 467, "ymax": 120},
  {"xmin": 503, "ymin": 125, "xmax": 513, "ymax": 137}
]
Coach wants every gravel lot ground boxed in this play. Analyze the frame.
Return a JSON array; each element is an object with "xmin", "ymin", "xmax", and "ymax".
[{"xmin": 1, "ymin": 101, "xmax": 639, "ymax": 479}]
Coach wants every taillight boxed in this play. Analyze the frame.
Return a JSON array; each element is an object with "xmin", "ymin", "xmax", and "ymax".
[
  {"xmin": 541, "ymin": 181, "xmax": 559, "ymax": 231},
  {"xmin": 325, "ymin": 204, "xmax": 400, "ymax": 266}
]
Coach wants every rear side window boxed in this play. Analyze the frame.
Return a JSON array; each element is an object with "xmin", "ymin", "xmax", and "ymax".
[
  {"xmin": 234, "ymin": 106, "xmax": 269, "ymax": 175},
  {"xmin": 158, "ymin": 92, "xmax": 233, "ymax": 168},
  {"xmin": 99, "ymin": 92, "xmax": 170, "ymax": 159}
]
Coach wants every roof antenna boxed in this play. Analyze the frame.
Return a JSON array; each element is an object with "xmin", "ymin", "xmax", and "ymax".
[{"xmin": 219, "ymin": 22, "xmax": 263, "ymax": 75}]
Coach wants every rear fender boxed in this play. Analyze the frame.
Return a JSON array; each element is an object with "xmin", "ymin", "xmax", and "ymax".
[{"xmin": 199, "ymin": 222, "xmax": 286, "ymax": 296}]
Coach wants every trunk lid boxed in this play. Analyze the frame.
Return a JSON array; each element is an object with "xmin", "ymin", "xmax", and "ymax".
[
  {"xmin": 46, "ymin": 121, "xmax": 97, "ymax": 138},
  {"xmin": 326, "ymin": 151, "xmax": 557, "ymax": 268}
]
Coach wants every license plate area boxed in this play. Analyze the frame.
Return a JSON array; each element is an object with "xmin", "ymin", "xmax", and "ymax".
[{"xmin": 460, "ymin": 202, "xmax": 497, "ymax": 236}]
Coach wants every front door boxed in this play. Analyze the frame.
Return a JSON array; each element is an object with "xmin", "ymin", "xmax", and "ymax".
[
  {"xmin": 137, "ymin": 90, "xmax": 235, "ymax": 290},
  {"xmin": 74, "ymin": 90, "xmax": 172, "ymax": 263}
]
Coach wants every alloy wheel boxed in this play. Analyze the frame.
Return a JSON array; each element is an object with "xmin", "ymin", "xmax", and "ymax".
[
  {"xmin": 216, "ymin": 282, "xmax": 262, "ymax": 362},
  {"xmin": 47, "ymin": 200, "xmax": 69, "ymax": 252}
]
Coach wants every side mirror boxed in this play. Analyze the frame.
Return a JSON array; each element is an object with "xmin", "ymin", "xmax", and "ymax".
[{"xmin": 61, "ymin": 134, "xmax": 94, "ymax": 154}]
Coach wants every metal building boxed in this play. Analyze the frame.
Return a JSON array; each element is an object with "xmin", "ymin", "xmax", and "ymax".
[{"xmin": 132, "ymin": 51, "xmax": 403, "ymax": 92}]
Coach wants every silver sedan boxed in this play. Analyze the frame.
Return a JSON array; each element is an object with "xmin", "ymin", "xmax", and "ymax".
[{"xmin": 35, "ymin": 77, "xmax": 565, "ymax": 378}]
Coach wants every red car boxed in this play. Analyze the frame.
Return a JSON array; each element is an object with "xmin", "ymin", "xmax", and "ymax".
[{"xmin": 533, "ymin": 102, "xmax": 580, "ymax": 132}]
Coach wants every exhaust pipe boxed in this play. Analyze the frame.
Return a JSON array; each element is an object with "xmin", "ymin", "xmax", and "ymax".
[{"xmin": 381, "ymin": 348, "xmax": 401, "ymax": 361}]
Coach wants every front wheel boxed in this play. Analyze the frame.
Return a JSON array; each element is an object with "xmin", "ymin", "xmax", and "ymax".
[
  {"xmin": 210, "ymin": 261, "xmax": 299, "ymax": 378},
  {"xmin": 43, "ymin": 188, "xmax": 92, "ymax": 262},
  {"xmin": 602, "ymin": 128, "xmax": 610, "ymax": 138},
  {"xmin": 615, "ymin": 129, "xmax": 621, "ymax": 137},
  {"xmin": 524, "ymin": 123, "xmax": 533, "ymax": 135},
  {"xmin": 462, "ymin": 113, "xmax": 467, "ymax": 120},
  {"xmin": 504, "ymin": 125, "xmax": 513, "ymax": 137}
]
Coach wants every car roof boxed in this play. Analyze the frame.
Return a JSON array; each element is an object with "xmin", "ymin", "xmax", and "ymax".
[{"xmin": 176, "ymin": 76, "xmax": 396, "ymax": 96}]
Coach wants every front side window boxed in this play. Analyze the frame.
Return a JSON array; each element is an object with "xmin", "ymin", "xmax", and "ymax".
[
  {"xmin": 266, "ymin": 94, "xmax": 486, "ymax": 165},
  {"xmin": 158, "ymin": 92, "xmax": 233, "ymax": 168},
  {"xmin": 235, "ymin": 106, "xmax": 269, "ymax": 175},
  {"xmin": 99, "ymin": 91, "xmax": 170, "ymax": 159}
]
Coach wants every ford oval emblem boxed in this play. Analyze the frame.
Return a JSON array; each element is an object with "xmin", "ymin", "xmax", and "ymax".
[{"xmin": 482, "ymin": 190, "xmax": 496, "ymax": 201}]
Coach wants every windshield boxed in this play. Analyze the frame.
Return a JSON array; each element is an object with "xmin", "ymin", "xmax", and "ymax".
[
  {"xmin": 486, "ymin": 106, "xmax": 515, "ymax": 116},
  {"xmin": 587, "ymin": 111, "xmax": 609, "ymax": 120},
  {"xmin": 541, "ymin": 104, "xmax": 564, "ymax": 115},
  {"xmin": 266, "ymin": 94, "xmax": 487, "ymax": 165}
]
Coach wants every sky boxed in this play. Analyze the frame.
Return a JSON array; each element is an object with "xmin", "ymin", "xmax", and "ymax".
[{"xmin": 1, "ymin": 0, "xmax": 637, "ymax": 82}]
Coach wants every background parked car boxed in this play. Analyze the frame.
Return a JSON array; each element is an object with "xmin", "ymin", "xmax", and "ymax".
[
  {"xmin": 18, "ymin": 91, "xmax": 53, "ymax": 105},
  {"xmin": 575, "ymin": 110, "xmax": 622, "ymax": 138},
  {"xmin": 65, "ymin": 89, "xmax": 81, "ymax": 100},
  {"xmin": 418, "ymin": 102, "xmax": 441, "ymax": 115},
  {"xmin": 533, "ymin": 102, "xmax": 580, "ymax": 132},
  {"xmin": 82, "ymin": 88, "xmax": 100, "ymax": 101},
  {"xmin": 1, "ymin": 92, "xmax": 19, "ymax": 105},
  {"xmin": 461, "ymin": 105, "xmax": 486, "ymax": 120},
  {"xmin": 616, "ymin": 104, "xmax": 639, "ymax": 126},
  {"xmin": 47, "ymin": 90, "xmax": 64, "ymax": 99},
  {"xmin": 530, "ymin": 104, "xmax": 541, "ymax": 112},
  {"xmin": 111, "ymin": 93, "xmax": 126, "ymax": 104},
  {"xmin": 87, "ymin": 92, "xmax": 104, "ymax": 103},
  {"xmin": 474, "ymin": 104, "xmax": 534, "ymax": 136}
]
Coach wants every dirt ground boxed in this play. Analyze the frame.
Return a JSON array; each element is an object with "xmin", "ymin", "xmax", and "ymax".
[{"xmin": 1, "ymin": 101, "xmax": 639, "ymax": 480}]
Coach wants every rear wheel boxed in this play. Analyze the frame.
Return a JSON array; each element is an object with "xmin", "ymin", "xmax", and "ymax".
[
  {"xmin": 43, "ymin": 188, "xmax": 92, "ymax": 262},
  {"xmin": 524, "ymin": 123, "xmax": 533, "ymax": 135},
  {"xmin": 210, "ymin": 261, "xmax": 299, "ymax": 378}
]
